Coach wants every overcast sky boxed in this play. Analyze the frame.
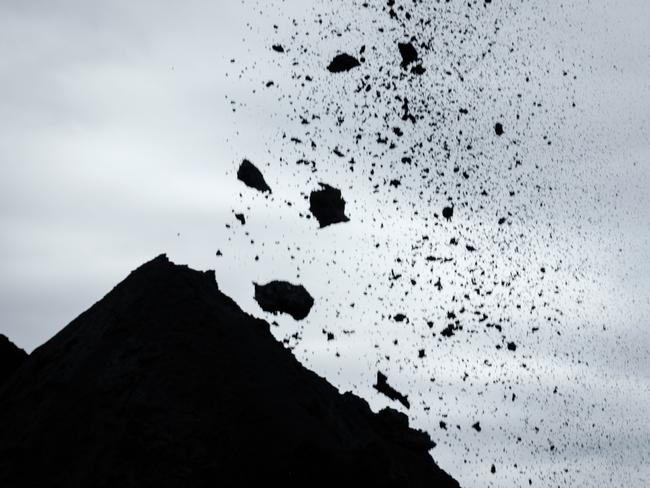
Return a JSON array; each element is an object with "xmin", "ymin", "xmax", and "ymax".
[{"xmin": 0, "ymin": 1, "xmax": 648, "ymax": 487}]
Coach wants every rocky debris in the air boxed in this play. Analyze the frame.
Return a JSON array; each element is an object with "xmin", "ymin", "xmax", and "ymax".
[
  {"xmin": 0, "ymin": 334, "xmax": 27, "ymax": 386},
  {"xmin": 237, "ymin": 159, "xmax": 272, "ymax": 193},
  {"xmin": 398, "ymin": 41, "xmax": 424, "ymax": 74},
  {"xmin": 374, "ymin": 371, "xmax": 410, "ymax": 409},
  {"xmin": 309, "ymin": 183, "xmax": 349, "ymax": 228},
  {"xmin": 398, "ymin": 42, "xmax": 418, "ymax": 68},
  {"xmin": 222, "ymin": 0, "xmax": 603, "ymax": 485},
  {"xmin": 327, "ymin": 53, "xmax": 361, "ymax": 73},
  {"xmin": 0, "ymin": 256, "xmax": 459, "ymax": 488},
  {"xmin": 254, "ymin": 280, "xmax": 315, "ymax": 320}
]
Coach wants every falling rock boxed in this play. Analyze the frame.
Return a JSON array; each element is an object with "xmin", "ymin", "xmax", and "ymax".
[
  {"xmin": 309, "ymin": 183, "xmax": 350, "ymax": 228},
  {"xmin": 327, "ymin": 53, "xmax": 361, "ymax": 73},
  {"xmin": 237, "ymin": 159, "xmax": 272, "ymax": 193},
  {"xmin": 254, "ymin": 280, "xmax": 314, "ymax": 320}
]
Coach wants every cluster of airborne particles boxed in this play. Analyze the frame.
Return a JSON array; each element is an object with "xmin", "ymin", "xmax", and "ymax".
[{"xmin": 216, "ymin": 1, "xmax": 631, "ymax": 487}]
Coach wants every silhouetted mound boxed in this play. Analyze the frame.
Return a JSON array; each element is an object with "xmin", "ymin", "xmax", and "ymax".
[
  {"xmin": 0, "ymin": 335, "xmax": 27, "ymax": 386},
  {"xmin": 237, "ymin": 159, "xmax": 272, "ymax": 193},
  {"xmin": 309, "ymin": 183, "xmax": 350, "ymax": 228},
  {"xmin": 374, "ymin": 371, "xmax": 410, "ymax": 410},
  {"xmin": 254, "ymin": 280, "xmax": 314, "ymax": 320},
  {"xmin": 327, "ymin": 53, "xmax": 361, "ymax": 73},
  {"xmin": 0, "ymin": 255, "xmax": 459, "ymax": 488}
]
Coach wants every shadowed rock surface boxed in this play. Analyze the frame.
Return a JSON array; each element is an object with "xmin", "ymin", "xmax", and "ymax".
[
  {"xmin": 237, "ymin": 159, "xmax": 272, "ymax": 193},
  {"xmin": 309, "ymin": 183, "xmax": 350, "ymax": 228},
  {"xmin": 0, "ymin": 255, "xmax": 459, "ymax": 488},
  {"xmin": 0, "ymin": 335, "xmax": 27, "ymax": 386},
  {"xmin": 254, "ymin": 280, "xmax": 314, "ymax": 320}
]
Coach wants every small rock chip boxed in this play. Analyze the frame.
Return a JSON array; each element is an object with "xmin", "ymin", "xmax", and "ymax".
[
  {"xmin": 254, "ymin": 281, "xmax": 314, "ymax": 320},
  {"xmin": 237, "ymin": 159, "xmax": 272, "ymax": 193},
  {"xmin": 374, "ymin": 371, "xmax": 410, "ymax": 409},
  {"xmin": 327, "ymin": 53, "xmax": 361, "ymax": 73},
  {"xmin": 309, "ymin": 183, "xmax": 350, "ymax": 228},
  {"xmin": 398, "ymin": 42, "xmax": 418, "ymax": 68}
]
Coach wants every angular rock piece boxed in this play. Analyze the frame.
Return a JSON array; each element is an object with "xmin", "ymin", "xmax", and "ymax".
[
  {"xmin": 327, "ymin": 53, "xmax": 361, "ymax": 73},
  {"xmin": 398, "ymin": 41, "xmax": 418, "ymax": 68},
  {"xmin": 374, "ymin": 371, "xmax": 410, "ymax": 409},
  {"xmin": 0, "ymin": 255, "xmax": 459, "ymax": 488},
  {"xmin": 0, "ymin": 334, "xmax": 27, "ymax": 386},
  {"xmin": 237, "ymin": 159, "xmax": 272, "ymax": 193},
  {"xmin": 309, "ymin": 183, "xmax": 349, "ymax": 228},
  {"xmin": 254, "ymin": 280, "xmax": 314, "ymax": 320}
]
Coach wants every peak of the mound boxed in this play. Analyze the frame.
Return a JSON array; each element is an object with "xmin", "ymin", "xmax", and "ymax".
[
  {"xmin": 0, "ymin": 255, "xmax": 459, "ymax": 488},
  {"xmin": 0, "ymin": 335, "xmax": 27, "ymax": 386}
]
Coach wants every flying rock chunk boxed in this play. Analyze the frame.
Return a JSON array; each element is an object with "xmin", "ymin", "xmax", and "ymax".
[
  {"xmin": 327, "ymin": 53, "xmax": 361, "ymax": 73},
  {"xmin": 237, "ymin": 159, "xmax": 272, "ymax": 193},
  {"xmin": 374, "ymin": 371, "xmax": 410, "ymax": 409},
  {"xmin": 254, "ymin": 281, "xmax": 314, "ymax": 320},
  {"xmin": 398, "ymin": 42, "xmax": 418, "ymax": 68},
  {"xmin": 309, "ymin": 183, "xmax": 349, "ymax": 228}
]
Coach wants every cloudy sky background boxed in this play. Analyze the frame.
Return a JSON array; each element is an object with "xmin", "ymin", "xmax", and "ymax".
[{"xmin": 1, "ymin": 1, "xmax": 649, "ymax": 486}]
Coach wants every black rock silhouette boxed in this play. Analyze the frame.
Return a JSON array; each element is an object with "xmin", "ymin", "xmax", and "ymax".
[
  {"xmin": 0, "ymin": 335, "xmax": 27, "ymax": 386},
  {"xmin": 254, "ymin": 280, "xmax": 314, "ymax": 320},
  {"xmin": 237, "ymin": 159, "xmax": 272, "ymax": 193},
  {"xmin": 374, "ymin": 371, "xmax": 410, "ymax": 409},
  {"xmin": 327, "ymin": 53, "xmax": 361, "ymax": 73},
  {"xmin": 0, "ymin": 256, "xmax": 459, "ymax": 488},
  {"xmin": 309, "ymin": 183, "xmax": 350, "ymax": 228}
]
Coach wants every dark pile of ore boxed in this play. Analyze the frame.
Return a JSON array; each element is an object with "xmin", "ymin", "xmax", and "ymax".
[{"xmin": 0, "ymin": 255, "xmax": 459, "ymax": 488}]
